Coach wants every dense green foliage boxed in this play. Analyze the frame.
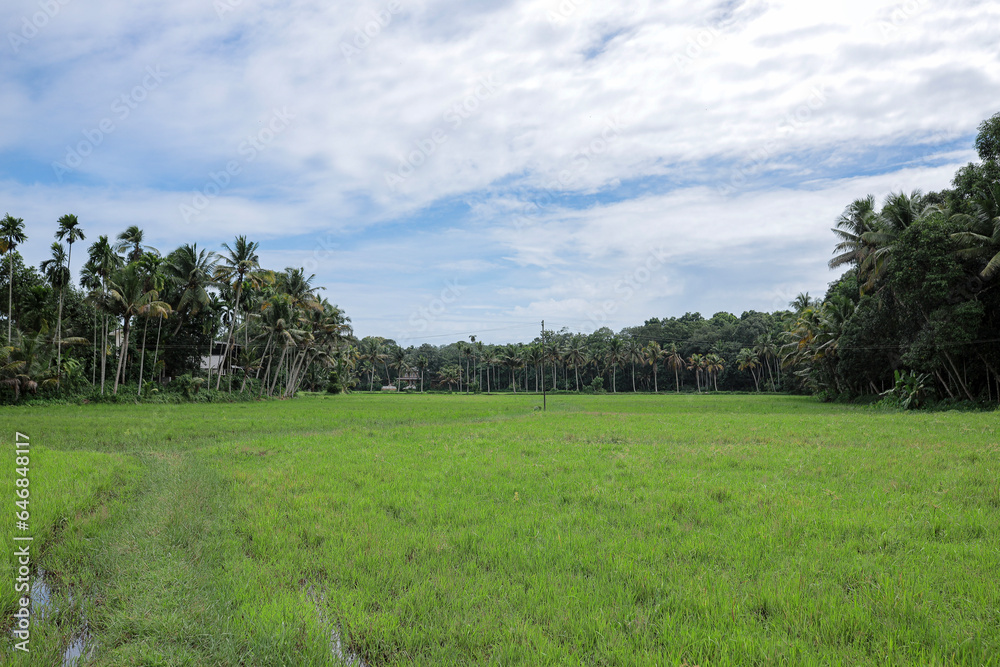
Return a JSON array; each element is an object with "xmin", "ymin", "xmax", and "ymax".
[
  {"xmin": 0, "ymin": 227, "xmax": 353, "ymax": 404},
  {"xmin": 785, "ymin": 112, "xmax": 1000, "ymax": 404},
  {"xmin": 2, "ymin": 394, "xmax": 998, "ymax": 664}
]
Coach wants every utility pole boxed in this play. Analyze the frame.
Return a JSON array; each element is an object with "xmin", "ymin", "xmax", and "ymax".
[{"xmin": 541, "ymin": 320, "xmax": 547, "ymax": 411}]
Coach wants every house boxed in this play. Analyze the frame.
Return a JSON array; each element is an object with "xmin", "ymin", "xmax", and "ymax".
[
  {"xmin": 200, "ymin": 340, "xmax": 242, "ymax": 375},
  {"xmin": 397, "ymin": 370, "xmax": 420, "ymax": 390}
]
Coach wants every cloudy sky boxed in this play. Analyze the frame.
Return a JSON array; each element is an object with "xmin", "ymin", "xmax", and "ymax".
[{"xmin": 2, "ymin": 0, "xmax": 998, "ymax": 344}]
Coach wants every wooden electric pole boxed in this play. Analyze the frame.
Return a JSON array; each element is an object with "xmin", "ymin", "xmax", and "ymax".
[{"xmin": 541, "ymin": 320, "xmax": 547, "ymax": 411}]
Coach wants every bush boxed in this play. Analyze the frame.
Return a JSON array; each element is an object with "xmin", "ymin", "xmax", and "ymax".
[{"xmin": 174, "ymin": 374, "xmax": 205, "ymax": 399}]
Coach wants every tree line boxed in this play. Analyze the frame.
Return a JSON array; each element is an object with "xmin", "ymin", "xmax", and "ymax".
[
  {"xmin": 2, "ymin": 112, "xmax": 997, "ymax": 406},
  {"xmin": 0, "ymin": 224, "xmax": 352, "ymax": 402}
]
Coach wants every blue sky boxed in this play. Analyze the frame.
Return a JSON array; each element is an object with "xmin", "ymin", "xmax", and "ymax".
[{"xmin": 2, "ymin": 0, "xmax": 998, "ymax": 344}]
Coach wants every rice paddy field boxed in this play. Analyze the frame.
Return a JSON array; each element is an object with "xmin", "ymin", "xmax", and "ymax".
[{"xmin": 1, "ymin": 393, "xmax": 999, "ymax": 666}]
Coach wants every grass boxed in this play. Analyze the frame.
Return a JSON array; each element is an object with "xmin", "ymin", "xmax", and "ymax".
[{"xmin": 2, "ymin": 393, "xmax": 999, "ymax": 665}]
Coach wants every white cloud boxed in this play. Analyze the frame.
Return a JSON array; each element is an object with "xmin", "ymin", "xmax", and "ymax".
[{"xmin": 2, "ymin": 0, "xmax": 998, "ymax": 343}]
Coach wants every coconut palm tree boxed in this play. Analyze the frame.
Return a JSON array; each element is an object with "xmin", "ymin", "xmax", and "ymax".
[
  {"xmin": 106, "ymin": 264, "xmax": 168, "ymax": 394},
  {"xmin": 415, "ymin": 354, "xmax": 429, "ymax": 392},
  {"xmin": 256, "ymin": 294, "xmax": 305, "ymax": 397},
  {"xmin": 952, "ymin": 182, "xmax": 1000, "ymax": 283},
  {"xmin": 474, "ymin": 339, "xmax": 484, "ymax": 388},
  {"xmin": 625, "ymin": 338, "xmax": 644, "ymax": 392},
  {"xmin": 456, "ymin": 341, "xmax": 469, "ymax": 393},
  {"xmin": 54, "ymin": 214, "xmax": 85, "ymax": 389},
  {"xmin": 114, "ymin": 225, "xmax": 157, "ymax": 262},
  {"xmin": 736, "ymin": 347, "xmax": 761, "ymax": 392},
  {"xmin": 829, "ymin": 195, "xmax": 878, "ymax": 273},
  {"xmin": 79, "ymin": 261, "xmax": 103, "ymax": 385},
  {"xmin": 359, "ymin": 337, "xmax": 387, "ymax": 391},
  {"xmin": 686, "ymin": 353, "xmax": 705, "ymax": 393},
  {"xmin": 86, "ymin": 236, "xmax": 123, "ymax": 393},
  {"xmin": 565, "ymin": 337, "xmax": 587, "ymax": 392},
  {"xmin": 705, "ymin": 353, "xmax": 724, "ymax": 391},
  {"xmin": 214, "ymin": 236, "xmax": 261, "ymax": 389},
  {"xmin": 790, "ymin": 293, "xmax": 818, "ymax": 314},
  {"xmin": 525, "ymin": 343, "xmax": 543, "ymax": 392},
  {"xmin": 503, "ymin": 344, "xmax": 521, "ymax": 392},
  {"xmin": 437, "ymin": 364, "xmax": 461, "ymax": 392},
  {"xmin": 277, "ymin": 267, "xmax": 322, "ymax": 311},
  {"xmin": 39, "ymin": 243, "xmax": 70, "ymax": 337},
  {"xmin": 606, "ymin": 336, "xmax": 624, "ymax": 393},
  {"xmin": 0, "ymin": 214, "xmax": 27, "ymax": 343},
  {"xmin": 858, "ymin": 190, "xmax": 937, "ymax": 292},
  {"xmin": 390, "ymin": 345, "xmax": 408, "ymax": 389},
  {"xmin": 137, "ymin": 301, "xmax": 171, "ymax": 396},
  {"xmin": 480, "ymin": 347, "xmax": 495, "ymax": 393},
  {"xmin": 543, "ymin": 338, "xmax": 562, "ymax": 391},
  {"xmin": 666, "ymin": 343, "xmax": 684, "ymax": 392},
  {"xmin": 754, "ymin": 333, "xmax": 780, "ymax": 391},
  {"xmin": 131, "ymin": 252, "xmax": 170, "ymax": 396},
  {"xmin": 164, "ymin": 244, "xmax": 217, "ymax": 334},
  {"xmin": 644, "ymin": 341, "xmax": 663, "ymax": 393}
]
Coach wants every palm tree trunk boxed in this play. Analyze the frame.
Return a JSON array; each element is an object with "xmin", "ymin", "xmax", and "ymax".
[
  {"xmin": 152, "ymin": 315, "xmax": 164, "ymax": 385},
  {"xmin": 6, "ymin": 253, "xmax": 12, "ymax": 343},
  {"xmin": 942, "ymin": 350, "xmax": 975, "ymax": 401},
  {"xmin": 55, "ymin": 244, "xmax": 71, "ymax": 390},
  {"xmin": 258, "ymin": 336, "xmax": 276, "ymax": 397},
  {"xmin": 100, "ymin": 310, "xmax": 107, "ymax": 394},
  {"xmin": 113, "ymin": 317, "xmax": 131, "ymax": 395},
  {"xmin": 91, "ymin": 309, "xmax": 97, "ymax": 386},
  {"xmin": 285, "ymin": 348, "xmax": 308, "ymax": 397},
  {"xmin": 631, "ymin": 364, "xmax": 636, "ymax": 392},
  {"xmin": 653, "ymin": 365, "xmax": 658, "ymax": 393},
  {"xmin": 269, "ymin": 345, "xmax": 288, "ymax": 397},
  {"xmin": 137, "ymin": 315, "xmax": 149, "ymax": 396},
  {"xmin": 206, "ymin": 337, "xmax": 213, "ymax": 390},
  {"xmin": 217, "ymin": 285, "xmax": 241, "ymax": 391},
  {"xmin": 934, "ymin": 370, "xmax": 956, "ymax": 400},
  {"xmin": 56, "ymin": 288, "xmax": 64, "ymax": 387},
  {"xmin": 575, "ymin": 364, "xmax": 580, "ymax": 392},
  {"xmin": 256, "ymin": 331, "xmax": 274, "ymax": 379}
]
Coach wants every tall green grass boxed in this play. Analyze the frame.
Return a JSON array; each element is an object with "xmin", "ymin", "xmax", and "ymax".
[{"xmin": 2, "ymin": 395, "xmax": 999, "ymax": 665}]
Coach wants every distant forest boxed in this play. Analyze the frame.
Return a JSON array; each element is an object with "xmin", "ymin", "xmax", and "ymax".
[{"xmin": 2, "ymin": 112, "xmax": 998, "ymax": 407}]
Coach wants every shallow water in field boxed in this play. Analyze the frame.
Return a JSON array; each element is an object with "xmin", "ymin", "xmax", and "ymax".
[
  {"xmin": 61, "ymin": 627, "xmax": 95, "ymax": 666},
  {"xmin": 19, "ymin": 570, "xmax": 96, "ymax": 666},
  {"xmin": 304, "ymin": 584, "xmax": 367, "ymax": 666},
  {"xmin": 331, "ymin": 626, "xmax": 366, "ymax": 667},
  {"xmin": 30, "ymin": 570, "xmax": 53, "ymax": 618}
]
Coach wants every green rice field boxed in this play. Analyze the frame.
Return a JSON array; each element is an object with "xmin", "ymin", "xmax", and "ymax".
[{"xmin": 1, "ymin": 394, "xmax": 999, "ymax": 665}]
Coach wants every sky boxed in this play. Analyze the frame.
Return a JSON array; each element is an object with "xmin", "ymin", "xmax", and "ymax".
[{"xmin": 2, "ymin": 0, "xmax": 998, "ymax": 345}]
